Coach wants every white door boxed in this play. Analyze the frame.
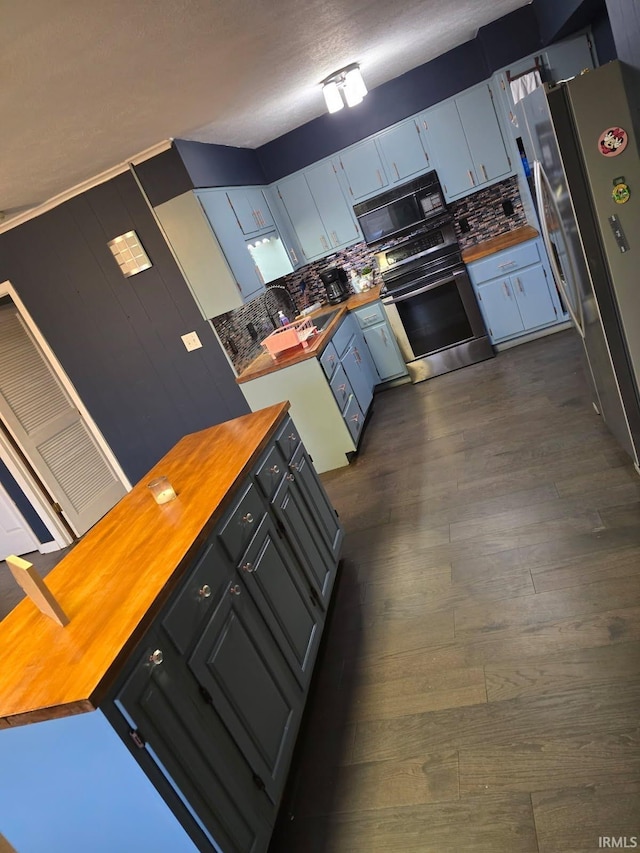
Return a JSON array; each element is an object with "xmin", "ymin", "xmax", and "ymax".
[
  {"xmin": 0, "ymin": 482, "xmax": 39, "ymax": 560},
  {"xmin": 0, "ymin": 301, "xmax": 127, "ymax": 537}
]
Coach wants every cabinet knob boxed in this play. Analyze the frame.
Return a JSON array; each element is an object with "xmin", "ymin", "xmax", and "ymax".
[
  {"xmin": 241, "ymin": 562, "xmax": 256, "ymax": 573},
  {"xmin": 286, "ymin": 473, "xmax": 295, "ymax": 482},
  {"xmin": 329, "ymin": 355, "xmax": 335, "ymax": 364},
  {"xmin": 269, "ymin": 465, "xmax": 280, "ymax": 475},
  {"xmin": 338, "ymin": 383, "xmax": 347, "ymax": 392},
  {"xmin": 242, "ymin": 512, "xmax": 254, "ymax": 524},
  {"xmin": 289, "ymin": 462, "xmax": 299, "ymax": 471},
  {"xmin": 148, "ymin": 649, "xmax": 164, "ymax": 666},
  {"xmin": 351, "ymin": 414, "xmax": 360, "ymax": 423},
  {"xmin": 229, "ymin": 584, "xmax": 242, "ymax": 596},
  {"xmin": 288, "ymin": 433, "xmax": 297, "ymax": 442},
  {"xmin": 198, "ymin": 584, "xmax": 212, "ymax": 599}
]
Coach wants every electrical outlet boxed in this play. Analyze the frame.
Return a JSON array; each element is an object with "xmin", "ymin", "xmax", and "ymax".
[
  {"xmin": 459, "ymin": 217, "xmax": 471, "ymax": 233},
  {"xmin": 181, "ymin": 331, "xmax": 203, "ymax": 352},
  {"xmin": 502, "ymin": 199, "xmax": 514, "ymax": 216}
]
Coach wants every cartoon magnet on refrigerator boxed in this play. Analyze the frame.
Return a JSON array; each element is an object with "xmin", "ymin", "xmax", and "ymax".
[
  {"xmin": 612, "ymin": 177, "xmax": 630, "ymax": 205},
  {"xmin": 598, "ymin": 127, "xmax": 628, "ymax": 156}
]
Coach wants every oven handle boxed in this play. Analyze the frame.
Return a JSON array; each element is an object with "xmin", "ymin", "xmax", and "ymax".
[{"xmin": 383, "ymin": 268, "xmax": 466, "ymax": 303}]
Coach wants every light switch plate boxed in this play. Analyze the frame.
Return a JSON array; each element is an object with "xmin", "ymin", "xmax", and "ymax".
[{"xmin": 181, "ymin": 331, "xmax": 203, "ymax": 351}]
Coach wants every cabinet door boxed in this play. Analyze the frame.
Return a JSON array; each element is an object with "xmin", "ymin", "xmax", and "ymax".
[
  {"xmin": 362, "ymin": 323, "xmax": 408, "ymax": 381},
  {"xmin": 305, "ymin": 161, "xmax": 361, "ymax": 249},
  {"xmin": 512, "ymin": 266, "xmax": 558, "ymax": 330},
  {"xmin": 226, "ymin": 189, "xmax": 274, "ymax": 236},
  {"xmin": 189, "ymin": 578, "xmax": 303, "ymax": 805},
  {"xmin": 455, "ymin": 85, "xmax": 511, "ymax": 185},
  {"xmin": 288, "ymin": 442, "xmax": 343, "ymax": 563},
  {"xmin": 271, "ymin": 474, "xmax": 334, "ymax": 608},
  {"xmin": 476, "ymin": 279, "xmax": 524, "ymax": 341},
  {"xmin": 197, "ymin": 190, "xmax": 264, "ymax": 302},
  {"xmin": 337, "ymin": 140, "xmax": 388, "ymax": 200},
  {"xmin": 276, "ymin": 174, "xmax": 329, "ymax": 260},
  {"xmin": 377, "ymin": 119, "xmax": 431, "ymax": 183},
  {"xmin": 341, "ymin": 337, "xmax": 378, "ymax": 415},
  {"xmin": 421, "ymin": 102, "xmax": 477, "ymax": 198},
  {"xmin": 238, "ymin": 513, "xmax": 323, "ymax": 689},
  {"xmin": 113, "ymin": 632, "xmax": 273, "ymax": 853}
]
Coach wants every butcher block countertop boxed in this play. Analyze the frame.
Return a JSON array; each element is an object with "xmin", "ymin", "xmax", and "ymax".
[
  {"xmin": 0, "ymin": 403, "xmax": 289, "ymax": 728},
  {"xmin": 236, "ymin": 284, "xmax": 384, "ymax": 385},
  {"xmin": 461, "ymin": 225, "xmax": 540, "ymax": 263}
]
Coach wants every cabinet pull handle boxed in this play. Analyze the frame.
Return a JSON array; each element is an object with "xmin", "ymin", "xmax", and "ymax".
[
  {"xmin": 498, "ymin": 260, "xmax": 516, "ymax": 268},
  {"xmin": 289, "ymin": 462, "xmax": 299, "ymax": 471},
  {"xmin": 286, "ymin": 473, "xmax": 295, "ymax": 482},
  {"xmin": 353, "ymin": 347, "xmax": 362, "ymax": 364},
  {"xmin": 468, "ymin": 170, "xmax": 475, "ymax": 187},
  {"xmin": 242, "ymin": 512, "xmax": 254, "ymax": 524},
  {"xmin": 515, "ymin": 277, "xmax": 524, "ymax": 293},
  {"xmin": 198, "ymin": 584, "xmax": 212, "ymax": 598},
  {"xmin": 481, "ymin": 165, "xmax": 488, "ymax": 181},
  {"xmin": 332, "ymin": 231, "xmax": 338, "ymax": 245},
  {"xmin": 241, "ymin": 562, "xmax": 256, "ymax": 574},
  {"xmin": 269, "ymin": 465, "xmax": 280, "ymax": 475},
  {"xmin": 328, "ymin": 355, "xmax": 335, "ymax": 364},
  {"xmin": 503, "ymin": 282, "xmax": 512, "ymax": 298},
  {"xmin": 377, "ymin": 170, "xmax": 383, "ymax": 186},
  {"xmin": 382, "ymin": 329, "xmax": 388, "ymax": 345},
  {"xmin": 252, "ymin": 211, "xmax": 259, "ymax": 228},
  {"xmin": 229, "ymin": 584, "xmax": 242, "ymax": 596},
  {"xmin": 288, "ymin": 432, "xmax": 297, "ymax": 442},
  {"xmin": 320, "ymin": 235, "xmax": 328, "ymax": 249},
  {"xmin": 338, "ymin": 383, "xmax": 347, "ymax": 392},
  {"xmin": 289, "ymin": 247, "xmax": 299, "ymax": 264},
  {"xmin": 393, "ymin": 163, "xmax": 400, "ymax": 180},
  {"xmin": 148, "ymin": 649, "xmax": 164, "ymax": 666},
  {"xmin": 351, "ymin": 413, "xmax": 360, "ymax": 423}
]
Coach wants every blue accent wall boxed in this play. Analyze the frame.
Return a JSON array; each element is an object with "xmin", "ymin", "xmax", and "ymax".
[
  {"xmin": 0, "ymin": 459, "xmax": 52, "ymax": 543},
  {"xmin": 0, "ymin": 172, "xmax": 249, "ymax": 485},
  {"xmin": 174, "ymin": 139, "xmax": 267, "ymax": 187},
  {"xmin": 134, "ymin": 146, "xmax": 194, "ymax": 207},
  {"xmin": 477, "ymin": 6, "xmax": 543, "ymax": 71},
  {"xmin": 592, "ymin": 4, "xmax": 617, "ymax": 63}
]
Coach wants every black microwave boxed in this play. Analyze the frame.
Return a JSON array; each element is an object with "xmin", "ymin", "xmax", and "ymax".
[{"xmin": 353, "ymin": 172, "xmax": 446, "ymax": 245}]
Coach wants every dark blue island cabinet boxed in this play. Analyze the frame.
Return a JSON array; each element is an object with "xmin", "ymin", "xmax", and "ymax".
[{"xmin": 0, "ymin": 404, "xmax": 343, "ymax": 853}]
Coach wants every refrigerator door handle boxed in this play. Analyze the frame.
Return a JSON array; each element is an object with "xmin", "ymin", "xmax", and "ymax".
[{"xmin": 533, "ymin": 160, "xmax": 585, "ymax": 339}]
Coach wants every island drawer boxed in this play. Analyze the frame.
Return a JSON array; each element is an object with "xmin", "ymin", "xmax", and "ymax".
[
  {"xmin": 218, "ymin": 481, "xmax": 267, "ymax": 562},
  {"xmin": 343, "ymin": 393, "xmax": 364, "ymax": 443},
  {"xmin": 161, "ymin": 540, "xmax": 233, "ymax": 655},
  {"xmin": 275, "ymin": 416, "xmax": 301, "ymax": 462},
  {"xmin": 254, "ymin": 442, "xmax": 287, "ymax": 499}
]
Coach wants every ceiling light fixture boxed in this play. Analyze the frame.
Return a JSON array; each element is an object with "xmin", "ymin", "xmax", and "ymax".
[{"xmin": 322, "ymin": 64, "xmax": 367, "ymax": 114}]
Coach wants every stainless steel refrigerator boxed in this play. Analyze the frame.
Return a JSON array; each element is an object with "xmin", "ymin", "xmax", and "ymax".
[{"xmin": 517, "ymin": 60, "xmax": 640, "ymax": 469}]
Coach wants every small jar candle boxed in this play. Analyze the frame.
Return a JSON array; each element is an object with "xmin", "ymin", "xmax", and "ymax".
[{"xmin": 148, "ymin": 476, "xmax": 177, "ymax": 504}]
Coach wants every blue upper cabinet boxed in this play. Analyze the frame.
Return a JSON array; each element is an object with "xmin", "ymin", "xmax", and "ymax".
[
  {"xmin": 455, "ymin": 85, "xmax": 511, "ymax": 185},
  {"xmin": 376, "ymin": 118, "xmax": 431, "ymax": 184},
  {"xmin": 276, "ymin": 164, "xmax": 361, "ymax": 262},
  {"xmin": 226, "ymin": 188, "xmax": 274, "ymax": 235},
  {"xmin": 197, "ymin": 189, "xmax": 265, "ymax": 302},
  {"xmin": 305, "ymin": 162, "xmax": 360, "ymax": 249},
  {"xmin": 421, "ymin": 83, "xmax": 512, "ymax": 201},
  {"xmin": 422, "ymin": 101, "xmax": 477, "ymax": 198},
  {"xmin": 336, "ymin": 139, "xmax": 388, "ymax": 201}
]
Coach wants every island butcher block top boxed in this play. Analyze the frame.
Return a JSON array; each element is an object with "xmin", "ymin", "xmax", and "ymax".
[
  {"xmin": 461, "ymin": 225, "xmax": 540, "ymax": 263},
  {"xmin": 0, "ymin": 403, "xmax": 290, "ymax": 728}
]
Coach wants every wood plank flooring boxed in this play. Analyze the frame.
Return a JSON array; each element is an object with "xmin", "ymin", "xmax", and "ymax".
[{"xmin": 268, "ymin": 330, "xmax": 640, "ymax": 853}]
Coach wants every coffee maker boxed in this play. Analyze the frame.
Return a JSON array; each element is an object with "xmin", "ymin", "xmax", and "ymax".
[{"xmin": 319, "ymin": 267, "xmax": 350, "ymax": 305}]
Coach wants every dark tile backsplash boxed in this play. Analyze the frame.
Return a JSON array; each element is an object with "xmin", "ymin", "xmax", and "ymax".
[
  {"xmin": 213, "ymin": 176, "xmax": 528, "ymax": 373},
  {"xmin": 449, "ymin": 175, "xmax": 527, "ymax": 250}
]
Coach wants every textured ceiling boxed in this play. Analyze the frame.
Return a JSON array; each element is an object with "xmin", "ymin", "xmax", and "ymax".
[{"xmin": 0, "ymin": 0, "xmax": 530, "ymax": 226}]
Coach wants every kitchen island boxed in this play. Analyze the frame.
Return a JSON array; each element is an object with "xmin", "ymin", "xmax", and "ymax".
[{"xmin": 0, "ymin": 403, "xmax": 343, "ymax": 852}]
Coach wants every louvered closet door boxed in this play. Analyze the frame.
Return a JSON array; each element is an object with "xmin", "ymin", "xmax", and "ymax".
[{"xmin": 0, "ymin": 303, "xmax": 126, "ymax": 536}]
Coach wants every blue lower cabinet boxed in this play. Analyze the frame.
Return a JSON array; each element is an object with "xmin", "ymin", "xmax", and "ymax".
[
  {"xmin": 353, "ymin": 301, "xmax": 408, "ymax": 382},
  {"xmin": 343, "ymin": 393, "xmax": 364, "ymax": 443},
  {"xmin": 342, "ymin": 340, "xmax": 376, "ymax": 415}
]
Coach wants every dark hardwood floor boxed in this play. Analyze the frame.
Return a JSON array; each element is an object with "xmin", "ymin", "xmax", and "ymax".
[{"xmin": 269, "ymin": 330, "xmax": 640, "ymax": 853}]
